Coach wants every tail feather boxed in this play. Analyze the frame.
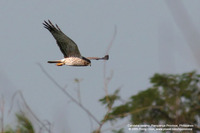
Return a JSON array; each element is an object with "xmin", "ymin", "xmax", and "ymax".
[
  {"xmin": 47, "ymin": 60, "xmax": 62, "ymax": 63},
  {"xmin": 48, "ymin": 60, "xmax": 64, "ymax": 66}
]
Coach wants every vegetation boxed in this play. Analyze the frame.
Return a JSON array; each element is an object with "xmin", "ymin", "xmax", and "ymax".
[
  {"xmin": 4, "ymin": 113, "xmax": 34, "ymax": 133},
  {"xmin": 2, "ymin": 71, "xmax": 200, "ymax": 133},
  {"xmin": 99, "ymin": 71, "xmax": 200, "ymax": 132}
]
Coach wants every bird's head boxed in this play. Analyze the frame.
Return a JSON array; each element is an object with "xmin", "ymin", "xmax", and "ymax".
[{"xmin": 82, "ymin": 56, "xmax": 91, "ymax": 66}]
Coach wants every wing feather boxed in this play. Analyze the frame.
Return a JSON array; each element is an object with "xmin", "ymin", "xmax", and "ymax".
[
  {"xmin": 43, "ymin": 20, "xmax": 81, "ymax": 57},
  {"xmin": 87, "ymin": 55, "xmax": 109, "ymax": 60}
]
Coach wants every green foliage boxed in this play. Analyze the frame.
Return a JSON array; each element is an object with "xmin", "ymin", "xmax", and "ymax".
[
  {"xmin": 100, "ymin": 71, "xmax": 200, "ymax": 131},
  {"xmin": 4, "ymin": 113, "xmax": 34, "ymax": 133},
  {"xmin": 3, "ymin": 71, "xmax": 200, "ymax": 133},
  {"xmin": 4, "ymin": 127, "xmax": 15, "ymax": 133},
  {"xmin": 99, "ymin": 89, "xmax": 120, "ymax": 109},
  {"xmin": 111, "ymin": 128, "xmax": 124, "ymax": 133},
  {"xmin": 16, "ymin": 113, "xmax": 34, "ymax": 133}
]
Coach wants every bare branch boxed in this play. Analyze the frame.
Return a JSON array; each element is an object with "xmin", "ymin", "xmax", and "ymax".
[
  {"xmin": 96, "ymin": 26, "xmax": 117, "ymax": 133},
  {"xmin": 165, "ymin": 0, "xmax": 200, "ymax": 66},
  {"xmin": 9, "ymin": 90, "xmax": 52, "ymax": 133},
  {"xmin": 103, "ymin": 25, "xmax": 117, "ymax": 80},
  {"xmin": 105, "ymin": 25, "xmax": 117, "ymax": 56},
  {"xmin": 74, "ymin": 78, "xmax": 83, "ymax": 104},
  {"xmin": 38, "ymin": 63, "xmax": 100, "ymax": 125}
]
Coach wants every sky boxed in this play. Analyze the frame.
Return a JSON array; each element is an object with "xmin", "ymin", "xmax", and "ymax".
[{"xmin": 0, "ymin": 0, "xmax": 200, "ymax": 133}]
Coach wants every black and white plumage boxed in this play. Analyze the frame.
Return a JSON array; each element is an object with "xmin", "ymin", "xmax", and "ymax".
[{"xmin": 43, "ymin": 20, "xmax": 109, "ymax": 66}]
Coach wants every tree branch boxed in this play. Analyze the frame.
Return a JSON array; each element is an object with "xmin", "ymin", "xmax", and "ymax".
[
  {"xmin": 9, "ymin": 90, "xmax": 52, "ymax": 133},
  {"xmin": 38, "ymin": 63, "xmax": 100, "ymax": 125},
  {"xmin": 96, "ymin": 26, "xmax": 117, "ymax": 133}
]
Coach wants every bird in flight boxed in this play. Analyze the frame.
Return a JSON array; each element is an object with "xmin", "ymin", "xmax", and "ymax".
[{"xmin": 43, "ymin": 20, "xmax": 109, "ymax": 66}]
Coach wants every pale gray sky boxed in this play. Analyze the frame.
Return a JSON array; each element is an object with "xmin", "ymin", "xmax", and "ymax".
[{"xmin": 0, "ymin": 0, "xmax": 200, "ymax": 132}]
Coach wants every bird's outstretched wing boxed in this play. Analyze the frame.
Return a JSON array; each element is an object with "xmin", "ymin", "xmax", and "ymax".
[
  {"xmin": 87, "ymin": 55, "xmax": 109, "ymax": 60},
  {"xmin": 43, "ymin": 20, "xmax": 81, "ymax": 58}
]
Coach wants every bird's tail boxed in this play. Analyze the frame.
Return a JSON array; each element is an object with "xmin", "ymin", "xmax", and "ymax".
[{"xmin": 47, "ymin": 60, "xmax": 64, "ymax": 66}]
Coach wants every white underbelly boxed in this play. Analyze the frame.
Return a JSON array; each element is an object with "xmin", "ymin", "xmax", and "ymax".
[{"xmin": 61, "ymin": 57, "xmax": 90, "ymax": 66}]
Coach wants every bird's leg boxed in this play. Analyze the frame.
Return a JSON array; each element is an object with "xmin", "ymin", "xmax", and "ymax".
[{"xmin": 56, "ymin": 63, "xmax": 64, "ymax": 66}]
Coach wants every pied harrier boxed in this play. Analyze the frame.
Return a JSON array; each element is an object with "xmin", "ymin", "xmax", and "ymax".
[{"xmin": 43, "ymin": 20, "xmax": 109, "ymax": 66}]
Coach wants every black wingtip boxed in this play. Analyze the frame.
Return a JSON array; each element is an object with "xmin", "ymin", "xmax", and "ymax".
[
  {"xmin": 43, "ymin": 20, "xmax": 50, "ymax": 30},
  {"xmin": 103, "ymin": 55, "xmax": 109, "ymax": 60},
  {"xmin": 43, "ymin": 20, "xmax": 62, "ymax": 32}
]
